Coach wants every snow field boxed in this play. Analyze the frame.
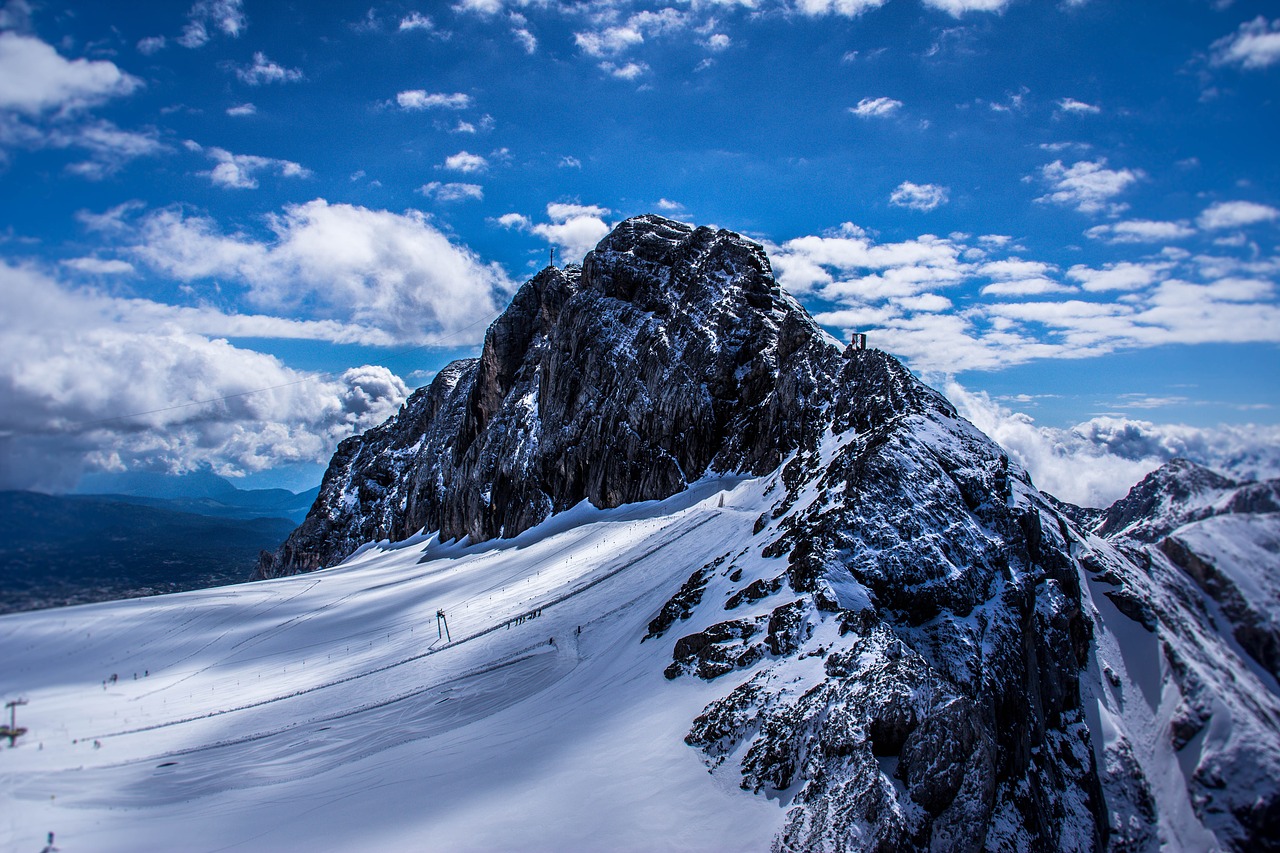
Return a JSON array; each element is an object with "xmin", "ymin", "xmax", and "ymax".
[{"xmin": 0, "ymin": 475, "xmax": 790, "ymax": 852}]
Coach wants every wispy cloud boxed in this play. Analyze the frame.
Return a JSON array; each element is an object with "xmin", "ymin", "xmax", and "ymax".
[
  {"xmin": 419, "ymin": 181, "xmax": 484, "ymax": 202},
  {"xmin": 922, "ymin": 0, "xmax": 1013, "ymax": 17},
  {"xmin": 233, "ymin": 52, "xmax": 303, "ymax": 86},
  {"xmin": 398, "ymin": 12, "xmax": 435, "ymax": 32},
  {"xmin": 849, "ymin": 96, "xmax": 902, "ymax": 118},
  {"xmin": 178, "ymin": 0, "xmax": 246, "ymax": 49},
  {"xmin": 1056, "ymin": 97, "xmax": 1100, "ymax": 114},
  {"xmin": 188, "ymin": 142, "xmax": 310, "ymax": 189},
  {"xmin": 794, "ymin": 0, "xmax": 889, "ymax": 17}
]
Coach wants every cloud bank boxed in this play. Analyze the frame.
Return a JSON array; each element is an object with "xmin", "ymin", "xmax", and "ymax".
[
  {"xmin": 947, "ymin": 381, "xmax": 1280, "ymax": 508},
  {"xmin": 0, "ymin": 262, "xmax": 409, "ymax": 491}
]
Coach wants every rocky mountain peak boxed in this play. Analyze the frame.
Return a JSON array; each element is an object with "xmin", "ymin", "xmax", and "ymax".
[
  {"xmin": 1095, "ymin": 457, "xmax": 1242, "ymax": 542},
  {"xmin": 583, "ymin": 215, "xmax": 779, "ymax": 317},
  {"xmin": 259, "ymin": 214, "xmax": 844, "ymax": 576}
]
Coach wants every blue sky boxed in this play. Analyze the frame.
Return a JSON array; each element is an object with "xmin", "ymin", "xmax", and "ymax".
[{"xmin": 1, "ymin": 0, "xmax": 1277, "ymax": 505}]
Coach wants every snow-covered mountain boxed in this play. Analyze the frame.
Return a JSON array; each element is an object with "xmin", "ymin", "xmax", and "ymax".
[{"xmin": 2, "ymin": 215, "xmax": 1277, "ymax": 852}]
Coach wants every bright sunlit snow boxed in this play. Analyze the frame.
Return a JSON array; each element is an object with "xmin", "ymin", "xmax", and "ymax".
[{"xmin": 0, "ymin": 476, "xmax": 791, "ymax": 852}]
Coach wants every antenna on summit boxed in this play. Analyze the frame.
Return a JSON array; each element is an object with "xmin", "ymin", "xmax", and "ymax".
[{"xmin": 549, "ymin": 246, "xmax": 556, "ymax": 268}]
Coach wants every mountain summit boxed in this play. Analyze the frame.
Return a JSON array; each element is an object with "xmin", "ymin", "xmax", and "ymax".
[
  {"xmin": 259, "ymin": 214, "xmax": 846, "ymax": 576},
  {"xmin": 8, "ymin": 215, "xmax": 1271, "ymax": 851}
]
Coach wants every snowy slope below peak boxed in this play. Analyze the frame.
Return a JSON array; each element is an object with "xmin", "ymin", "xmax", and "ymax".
[{"xmin": 0, "ymin": 476, "xmax": 790, "ymax": 853}]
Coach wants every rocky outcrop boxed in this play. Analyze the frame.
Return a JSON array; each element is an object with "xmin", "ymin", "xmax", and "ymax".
[
  {"xmin": 671, "ymin": 353, "xmax": 1105, "ymax": 851},
  {"xmin": 259, "ymin": 214, "xmax": 841, "ymax": 577}
]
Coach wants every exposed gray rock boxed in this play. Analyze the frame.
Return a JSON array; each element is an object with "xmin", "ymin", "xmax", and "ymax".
[
  {"xmin": 644, "ymin": 555, "xmax": 723, "ymax": 641},
  {"xmin": 666, "ymin": 616, "xmax": 767, "ymax": 681}
]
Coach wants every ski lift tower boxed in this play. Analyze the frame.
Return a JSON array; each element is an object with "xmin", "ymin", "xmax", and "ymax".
[
  {"xmin": 2, "ymin": 698, "xmax": 28, "ymax": 747},
  {"xmin": 436, "ymin": 609, "xmax": 451, "ymax": 643}
]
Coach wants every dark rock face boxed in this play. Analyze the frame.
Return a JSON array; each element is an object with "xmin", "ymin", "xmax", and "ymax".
[
  {"xmin": 666, "ymin": 616, "xmax": 767, "ymax": 681},
  {"xmin": 259, "ymin": 214, "xmax": 840, "ymax": 577},
  {"xmin": 257, "ymin": 358, "xmax": 475, "ymax": 578},
  {"xmin": 677, "ymin": 358, "xmax": 1106, "ymax": 851},
  {"xmin": 644, "ymin": 556, "xmax": 721, "ymax": 641}
]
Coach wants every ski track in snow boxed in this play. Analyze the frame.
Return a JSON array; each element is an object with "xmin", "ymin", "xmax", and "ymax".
[{"xmin": 0, "ymin": 477, "xmax": 787, "ymax": 853}]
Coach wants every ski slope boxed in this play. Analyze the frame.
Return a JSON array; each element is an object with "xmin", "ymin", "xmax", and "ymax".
[{"xmin": 0, "ymin": 476, "xmax": 788, "ymax": 852}]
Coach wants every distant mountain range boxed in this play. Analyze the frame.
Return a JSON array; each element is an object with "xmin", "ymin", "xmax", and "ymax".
[
  {"xmin": 74, "ymin": 468, "xmax": 321, "ymax": 522},
  {"xmin": 0, "ymin": 473, "xmax": 319, "ymax": 614}
]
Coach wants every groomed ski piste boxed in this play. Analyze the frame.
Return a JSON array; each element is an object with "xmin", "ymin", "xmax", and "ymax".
[{"xmin": 0, "ymin": 475, "xmax": 790, "ymax": 852}]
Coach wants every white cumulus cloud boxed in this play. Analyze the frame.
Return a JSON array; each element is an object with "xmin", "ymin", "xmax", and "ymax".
[
  {"xmin": 599, "ymin": 61, "xmax": 649, "ymax": 80},
  {"xmin": 889, "ymin": 181, "xmax": 949, "ymax": 212},
  {"xmin": 499, "ymin": 203, "xmax": 613, "ymax": 263},
  {"xmin": 0, "ymin": 32, "xmax": 141, "ymax": 115},
  {"xmin": 1084, "ymin": 219, "xmax": 1196, "ymax": 244},
  {"xmin": 1210, "ymin": 16, "xmax": 1280, "ymax": 70},
  {"xmin": 1197, "ymin": 200, "xmax": 1280, "ymax": 230},
  {"xmin": 442, "ymin": 151, "xmax": 488, "ymax": 173},
  {"xmin": 396, "ymin": 90, "xmax": 471, "ymax": 110},
  {"xmin": 1036, "ymin": 158, "xmax": 1143, "ymax": 216},
  {"xmin": 132, "ymin": 199, "xmax": 511, "ymax": 346},
  {"xmin": 948, "ymin": 380, "xmax": 1280, "ymax": 507},
  {"xmin": 0, "ymin": 261, "xmax": 410, "ymax": 491}
]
